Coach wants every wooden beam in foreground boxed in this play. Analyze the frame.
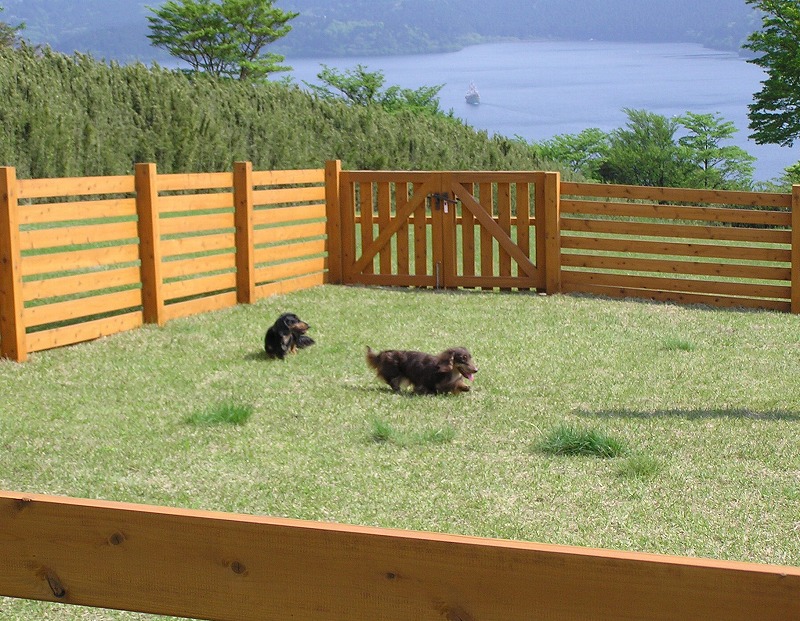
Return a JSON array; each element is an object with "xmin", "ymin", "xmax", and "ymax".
[{"xmin": 1, "ymin": 491, "xmax": 798, "ymax": 621}]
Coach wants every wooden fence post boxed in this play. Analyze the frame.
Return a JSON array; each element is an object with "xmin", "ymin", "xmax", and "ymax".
[
  {"xmin": 534, "ymin": 172, "xmax": 547, "ymax": 292},
  {"xmin": 325, "ymin": 160, "xmax": 343, "ymax": 284},
  {"xmin": 792, "ymin": 184, "xmax": 800, "ymax": 314},
  {"xmin": 135, "ymin": 163, "xmax": 165, "ymax": 326},
  {"xmin": 0, "ymin": 167, "xmax": 27, "ymax": 362},
  {"xmin": 233, "ymin": 161, "xmax": 256, "ymax": 304},
  {"xmin": 542, "ymin": 171, "xmax": 562, "ymax": 294}
]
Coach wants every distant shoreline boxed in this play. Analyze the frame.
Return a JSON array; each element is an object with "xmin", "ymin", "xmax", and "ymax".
[{"xmin": 279, "ymin": 36, "xmax": 752, "ymax": 63}]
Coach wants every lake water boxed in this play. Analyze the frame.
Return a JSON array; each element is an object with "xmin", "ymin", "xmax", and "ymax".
[{"xmin": 284, "ymin": 40, "xmax": 798, "ymax": 182}]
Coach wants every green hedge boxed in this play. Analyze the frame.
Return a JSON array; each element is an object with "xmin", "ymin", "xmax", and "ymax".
[{"xmin": 0, "ymin": 45, "xmax": 549, "ymax": 178}]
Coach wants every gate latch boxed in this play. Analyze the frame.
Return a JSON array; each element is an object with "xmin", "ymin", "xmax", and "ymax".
[{"xmin": 429, "ymin": 192, "xmax": 457, "ymax": 213}]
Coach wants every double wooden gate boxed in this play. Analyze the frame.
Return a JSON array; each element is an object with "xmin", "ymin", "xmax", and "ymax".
[{"xmin": 332, "ymin": 171, "xmax": 560, "ymax": 291}]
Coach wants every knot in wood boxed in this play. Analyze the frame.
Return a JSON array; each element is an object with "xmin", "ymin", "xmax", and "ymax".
[{"xmin": 45, "ymin": 570, "xmax": 66, "ymax": 598}]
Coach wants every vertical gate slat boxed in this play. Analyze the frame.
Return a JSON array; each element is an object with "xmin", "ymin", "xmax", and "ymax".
[
  {"xmin": 440, "ymin": 173, "xmax": 457, "ymax": 288},
  {"xmin": 377, "ymin": 181, "xmax": 392, "ymax": 275},
  {"xmin": 431, "ymin": 185, "xmax": 445, "ymax": 288},
  {"xmin": 462, "ymin": 182, "xmax": 476, "ymax": 281},
  {"xmin": 396, "ymin": 182, "xmax": 410, "ymax": 276},
  {"xmin": 340, "ymin": 177, "xmax": 356, "ymax": 283},
  {"xmin": 360, "ymin": 182, "xmax": 374, "ymax": 275},
  {"xmin": 498, "ymin": 182, "xmax": 512, "ymax": 290},
  {"xmin": 413, "ymin": 183, "xmax": 427, "ymax": 278},
  {"xmin": 517, "ymin": 182, "xmax": 532, "ymax": 290},
  {"xmin": 534, "ymin": 174, "xmax": 548, "ymax": 292},
  {"xmin": 479, "ymin": 182, "xmax": 494, "ymax": 289}
]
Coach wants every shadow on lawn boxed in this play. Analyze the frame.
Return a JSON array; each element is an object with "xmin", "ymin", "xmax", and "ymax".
[{"xmin": 577, "ymin": 408, "xmax": 800, "ymax": 421}]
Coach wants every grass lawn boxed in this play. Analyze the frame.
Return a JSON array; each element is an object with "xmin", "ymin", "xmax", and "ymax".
[{"xmin": 2, "ymin": 284, "xmax": 800, "ymax": 619}]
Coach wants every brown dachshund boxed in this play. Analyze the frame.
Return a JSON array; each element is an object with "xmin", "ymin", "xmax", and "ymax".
[{"xmin": 366, "ymin": 346, "xmax": 477, "ymax": 395}]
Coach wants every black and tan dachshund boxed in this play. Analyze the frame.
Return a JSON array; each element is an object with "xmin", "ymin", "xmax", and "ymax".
[{"xmin": 264, "ymin": 313, "xmax": 315, "ymax": 359}]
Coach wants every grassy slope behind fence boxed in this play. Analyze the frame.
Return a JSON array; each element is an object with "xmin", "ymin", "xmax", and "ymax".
[{"xmin": 2, "ymin": 490, "xmax": 800, "ymax": 621}]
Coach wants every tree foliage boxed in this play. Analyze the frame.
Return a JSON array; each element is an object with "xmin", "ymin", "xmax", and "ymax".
[
  {"xmin": 598, "ymin": 109, "xmax": 695, "ymax": 187},
  {"xmin": 677, "ymin": 112, "xmax": 755, "ymax": 189},
  {"xmin": 0, "ymin": 6, "xmax": 24, "ymax": 49},
  {"xmin": 146, "ymin": 0, "xmax": 298, "ymax": 79},
  {"xmin": 744, "ymin": 0, "xmax": 800, "ymax": 147},
  {"xmin": 536, "ymin": 109, "xmax": 757, "ymax": 189},
  {"xmin": 536, "ymin": 128, "xmax": 609, "ymax": 179},
  {"xmin": 305, "ymin": 64, "xmax": 444, "ymax": 115}
]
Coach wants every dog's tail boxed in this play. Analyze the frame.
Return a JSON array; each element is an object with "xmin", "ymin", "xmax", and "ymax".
[{"xmin": 365, "ymin": 346, "xmax": 380, "ymax": 370}]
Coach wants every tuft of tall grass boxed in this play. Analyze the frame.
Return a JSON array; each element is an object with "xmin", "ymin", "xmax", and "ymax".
[
  {"xmin": 616, "ymin": 453, "xmax": 662, "ymax": 478},
  {"xmin": 661, "ymin": 337, "xmax": 696, "ymax": 352},
  {"xmin": 185, "ymin": 403, "xmax": 253, "ymax": 426},
  {"xmin": 370, "ymin": 418, "xmax": 395, "ymax": 443},
  {"xmin": 537, "ymin": 423, "xmax": 626, "ymax": 458},
  {"xmin": 369, "ymin": 418, "xmax": 455, "ymax": 447}
]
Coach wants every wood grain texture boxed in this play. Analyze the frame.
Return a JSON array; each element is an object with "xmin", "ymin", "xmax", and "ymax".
[{"xmin": 1, "ymin": 491, "xmax": 799, "ymax": 621}]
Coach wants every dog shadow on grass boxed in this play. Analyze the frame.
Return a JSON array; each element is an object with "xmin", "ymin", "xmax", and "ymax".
[
  {"xmin": 576, "ymin": 407, "xmax": 800, "ymax": 421},
  {"xmin": 345, "ymin": 384, "xmax": 468, "ymax": 398},
  {"xmin": 244, "ymin": 350, "xmax": 269, "ymax": 362}
]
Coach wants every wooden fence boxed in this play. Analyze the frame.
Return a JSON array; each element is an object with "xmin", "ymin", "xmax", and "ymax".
[
  {"xmin": 558, "ymin": 182, "xmax": 800, "ymax": 312},
  {"xmin": 2, "ymin": 490, "xmax": 799, "ymax": 621},
  {"xmin": 333, "ymin": 170, "xmax": 800, "ymax": 312},
  {"xmin": 2, "ymin": 162, "xmax": 799, "ymax": 362},
  {"xmin": 0, "ymin": 162, "xmax": 337, "ymax": 362}
]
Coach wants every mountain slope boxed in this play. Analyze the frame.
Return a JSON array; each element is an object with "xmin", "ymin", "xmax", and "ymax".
[{"xmin": 3, "ymin": 0, "xmax": 757, "ymax": 62}]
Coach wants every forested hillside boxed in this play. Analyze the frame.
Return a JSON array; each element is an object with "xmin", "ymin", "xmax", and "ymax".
[
  {"xmin": 277, "ymin": 0, "xmax": 758, "ymax": 57},
  {"xmin": 0, "ymin": 46, "xmax": 552, "ymax": 179},
  {"xmin": 3, "ymin": 0, "xmax": 170, "ymax": 63},
  {"xmin": 3, "ymin": 0, "xmax": 758, "ymax": 62}
]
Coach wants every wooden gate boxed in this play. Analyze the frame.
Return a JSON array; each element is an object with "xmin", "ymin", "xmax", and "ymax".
[{"xmin": 336, "ymin": 171, "xmax": 557, "ymax": 291}]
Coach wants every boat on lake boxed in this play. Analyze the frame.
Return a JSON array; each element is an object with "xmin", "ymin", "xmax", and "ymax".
[{"xmin": 465, "ymin": 82, "xmax": 480, "ymax": 105}]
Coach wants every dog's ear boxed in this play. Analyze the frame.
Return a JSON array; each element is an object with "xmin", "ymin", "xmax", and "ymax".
[{"xmin": 438, "ymin": 354, "xmax": 454, "ymax": 373}]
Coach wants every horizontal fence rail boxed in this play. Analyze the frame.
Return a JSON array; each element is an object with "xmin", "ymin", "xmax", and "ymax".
[
  {"xmin": 2, "ymin": 163, "xmax": 799, "ymax": 361},
  {"xmin": 0, "ymin": 163, "xmax": 333, "ymax": 361},
  {"xmin": 2, "ymin": 491, "xmax": 799, "ymax": 621},
  {"xmin": 331, "ymin": 172, "xmax": 799, "ymax": 308},
  {"xmin": 559, "ymin": 182, "xmax": 798, "ymax": 312}
]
